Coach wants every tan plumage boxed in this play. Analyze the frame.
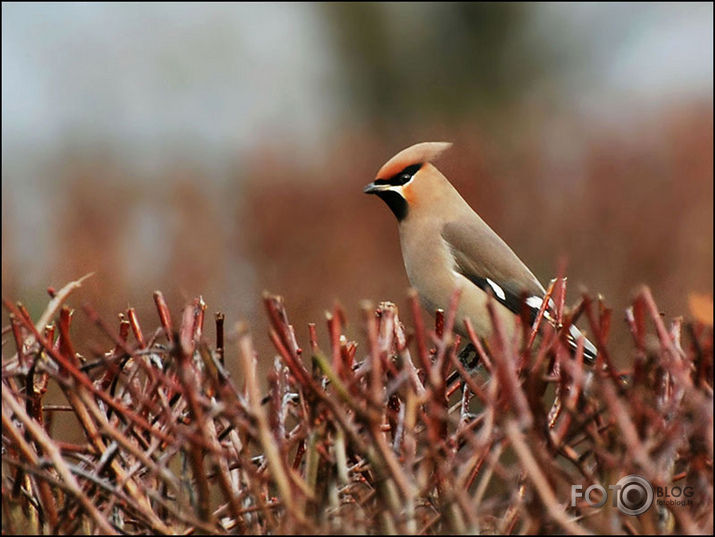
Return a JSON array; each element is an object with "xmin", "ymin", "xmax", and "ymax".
[{"xmin": 364, "ymin": 141, "xmax": 597, "ymax": 360}]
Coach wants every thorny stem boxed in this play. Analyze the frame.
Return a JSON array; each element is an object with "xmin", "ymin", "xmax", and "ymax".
[{"xmin": 1, "ymin": 282, "xmax": 712, "ymax": 535}]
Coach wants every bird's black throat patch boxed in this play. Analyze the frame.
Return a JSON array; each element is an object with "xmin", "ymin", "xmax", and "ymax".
[{"xmin": 376, "ymin": 190, "xmax": 409, "ymax": 221}]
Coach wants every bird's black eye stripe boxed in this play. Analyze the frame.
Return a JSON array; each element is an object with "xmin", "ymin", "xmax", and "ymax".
[{"xmin": 373, "ymin": 163, "xmax": 422, "ymax": 187}]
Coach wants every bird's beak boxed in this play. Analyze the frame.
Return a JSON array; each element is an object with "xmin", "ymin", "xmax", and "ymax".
[{"xmin": 363, "ymin": 182, "xmax": 387, "ymax": 194}]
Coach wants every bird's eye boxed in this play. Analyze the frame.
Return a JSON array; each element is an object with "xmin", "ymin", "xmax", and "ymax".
[
  {"xmin": 394, "ymin": 164, "xmax": 422, "ymax": 185},
  {"xmin": 373, "ymin": 163, "xmax": 423, "ymax": 187}
]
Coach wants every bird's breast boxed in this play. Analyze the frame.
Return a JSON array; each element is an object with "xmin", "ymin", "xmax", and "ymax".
[
  {"xmin": 397, "ymin": 219, "xmax": 517, "ymax": 339},
  {"xmin": 398, "ymin": 220, "xmax": 461, "ymax": 307}
]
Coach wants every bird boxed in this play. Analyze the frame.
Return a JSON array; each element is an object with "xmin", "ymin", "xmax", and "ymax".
[{"xmin": 363, "ymin": 141, "xmax": 597, "ymax": 363}]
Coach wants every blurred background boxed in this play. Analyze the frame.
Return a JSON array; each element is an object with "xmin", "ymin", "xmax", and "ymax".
[{"xmin": 2, "ymin": 2, "xmax": 713, "ymax": 367}]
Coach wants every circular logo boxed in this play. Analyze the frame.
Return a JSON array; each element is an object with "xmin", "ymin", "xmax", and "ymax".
[{"xmin": 614, "ymin": 475, "xmax": 654, "ymax": 516}]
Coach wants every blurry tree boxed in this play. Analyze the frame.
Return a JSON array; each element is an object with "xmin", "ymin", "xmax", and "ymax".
[{"xmin": 320, "ymin": 2, "xmax": 537, "ymax": 129}]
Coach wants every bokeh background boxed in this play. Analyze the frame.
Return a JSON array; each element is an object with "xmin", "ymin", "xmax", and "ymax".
[{"xmin": 2, "ymin": 2, "xmax": 713, "ymax": 368}]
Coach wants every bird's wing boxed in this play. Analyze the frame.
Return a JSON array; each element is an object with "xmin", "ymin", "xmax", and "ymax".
[
  {"xmin": 441, "ymin": 219, "xmax": 597, "ymax": 361},
  {"xmin": 441, "ymin": 219, "xmax": 546, "ymax": 318}
]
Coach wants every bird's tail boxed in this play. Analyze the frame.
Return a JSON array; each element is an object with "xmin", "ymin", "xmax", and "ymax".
[{"xmin": 567, "ymin": 324, "xmax": 598, "ymax": 363}]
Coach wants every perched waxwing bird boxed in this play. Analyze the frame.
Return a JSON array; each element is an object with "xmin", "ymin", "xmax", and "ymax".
[{"xmin": 364, "ymin": 141, "xmax": 597, "ymax": 362}]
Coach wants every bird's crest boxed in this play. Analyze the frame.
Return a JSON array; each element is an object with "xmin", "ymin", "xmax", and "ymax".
[{"xmin": 376, "ymin": 142, "xmax": 453, "ymax": 180}]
